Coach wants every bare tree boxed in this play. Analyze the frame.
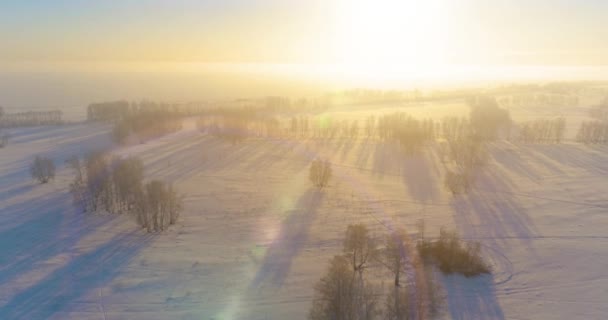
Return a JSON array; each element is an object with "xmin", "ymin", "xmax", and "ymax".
[
  {"xmin": 384, "ymin": 229, "xmax": 406, "ymax": 287},
  {"xmin": 30, "ymin": 156, "xmax": 55, "ymax": 183},
  {"xmin": 344, "ymin": 224, "xmax": 377, "ymax": 277}
]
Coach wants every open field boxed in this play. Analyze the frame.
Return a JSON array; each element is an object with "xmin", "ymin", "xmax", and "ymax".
[{"xmin": 1, "ymin": 99, "xmax": 608, "ymax": 319}]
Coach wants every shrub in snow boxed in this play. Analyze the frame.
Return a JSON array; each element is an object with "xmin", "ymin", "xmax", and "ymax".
[
  {"xmin": 30, "ymin": 155, "xmax": 55, "ymax": 184},
  {"xmin": 417, "ymin": 227, "xmax": 490, "ymax": 277},
  {"xmin": 309, "ymin": 158, "xmax": 332, "ymax": 188}
]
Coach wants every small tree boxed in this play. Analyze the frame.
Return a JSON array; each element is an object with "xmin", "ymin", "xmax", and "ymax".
[
  {"xmin": 309, "ymin": 158, "xmax": 332, "ymax": 188},
  {"xmin": 30, "ymin": 156, "xmax": 55, "ymax": 183},
  {"xmin": 384, "ymin": 229, "xmax": 406, "ymax": 287},
  {"xmin": 343, "ymin": 224, "xmax": 376, "ymax": 277}
]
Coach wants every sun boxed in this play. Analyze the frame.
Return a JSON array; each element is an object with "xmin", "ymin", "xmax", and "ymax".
[{"xmin": 330, "ymin": 0, "xmax": 451, "ymax": 75}]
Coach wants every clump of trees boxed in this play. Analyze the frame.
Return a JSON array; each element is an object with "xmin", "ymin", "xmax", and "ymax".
[
  {"xmin": 518, "ymin": 118, "xmax": 566, "ymax": 143},
  {"xmin": 309, "ymin": 159, "xmax": 332, "ymax": 188},
  {"xmin": 577, "ymin": 120, "xmax": 608, "ymax": 144},
  {"xmin": 310, "ymin": 224, "xmax": 443, "ymax": 320},
  {"xmin": 87, "ymin": 101, "xmax": 184, "ymax": 144},
  {"xmin": 440, "ymin": 98, "xmax": 508, "ymax": 195},
  {"xmin": 135, "ymin": 180, "xmax": 182, "ymax": 232},
  {"xmin": 468, "ymin": 96, "xmax": 512, "ymax": 141},
  {"xmin": 30, "ymin": 156, "xmax": 55, "ymax": 183},
  {"xmin": 377, "ymin": 113, "xmax": 435, "ymax": 153},
  {"xmin": 417, "ymin": 227, "xmax": 490, "ymax": 277},
  {"xmin": 310, "ymin": 224, "xmax": 380, "ymax": 320},
  {"xmin": 67, "ymin": 152, "xmax": 182, "ymax": 232},
  {"xmin": 441, "ymin": 117, "xmax": 487, "ymax": 195}
]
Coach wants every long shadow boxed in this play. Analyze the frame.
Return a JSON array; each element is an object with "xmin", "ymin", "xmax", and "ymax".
[
  {"xmin": 443, "ymin": 274, "xmax": 505, "ymax": 320},
  {"xmin": 371, "ymin": 142, "xmax": 402, "ymax": 177},
  {"xmin": 489, "ymin": 143, "xmax": 543, "ymax": 182},
  {"xmin": 250, "ymin": 188, "xmax": 324, "ymax": 289},
  {"xmin": 401, "ymin": 152, "xmax": 441, "ymax": 204},
  {"xmin": 0, "ymin": 231, "xmax": 152, "ymax": 320},
  {"xmin": 355, "ymin": 139, "xmax": 374, "ymax": 168},
  {"xmin": 0, "ymin": 193, "xmax": 115, "ymax": 288},
  {"xmin": 532, "ymin": 143, "xmax": 608, "ymax": 175},
  {"xmin": 450, "ymin": 165, "xmax": 538, "ymax": 250}
]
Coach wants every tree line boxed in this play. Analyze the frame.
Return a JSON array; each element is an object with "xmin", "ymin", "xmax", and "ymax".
[
  {"xmin": 518, "ymin": 117, "xmax": 566, "ymax": 144},
  {"xmin": 0, "ymin": 110, "xmax": 63, "ymax": 128}
]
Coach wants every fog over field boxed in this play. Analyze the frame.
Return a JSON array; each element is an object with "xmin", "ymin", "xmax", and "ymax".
[{"xmin": 2, "ymin": 0, "xmax": 608, "ymax": 319}]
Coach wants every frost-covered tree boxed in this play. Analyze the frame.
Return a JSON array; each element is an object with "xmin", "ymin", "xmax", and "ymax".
[
  {"xmin": 135, "ymin": 180, "xmax": 182, "ymax": 232},
  {"xmin": 30, "ymin": 156, "xmax": 55, "ymax": 183},
  {"xmin": 112, "ymin": 156, "xmax": 144, "ymax": 213}
]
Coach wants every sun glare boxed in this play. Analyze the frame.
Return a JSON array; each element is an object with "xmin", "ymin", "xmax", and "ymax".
[{"xmin": 331, "ymin": 0, "xmax": 450, "ymax": 75}]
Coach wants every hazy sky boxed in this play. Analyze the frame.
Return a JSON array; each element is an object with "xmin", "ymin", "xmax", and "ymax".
[{"xmin": 1, "ymin": 0, "xmax": 607, "ymax": 69}]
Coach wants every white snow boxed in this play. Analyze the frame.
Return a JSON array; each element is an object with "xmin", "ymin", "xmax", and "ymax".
[{"xmin": 1, "ymin": 101, "xmax": 608, "ymax": 319}]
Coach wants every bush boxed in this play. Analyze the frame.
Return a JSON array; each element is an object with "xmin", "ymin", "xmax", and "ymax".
[
  {"xmin": 30, "ymin": 156, "xmax": 55, "ymax": 183},
  {"xmin": 417, "ymin": 228, "xmax": 490, "ymax": 277},
  {"xmin": 310, "ymin": 158, "xmax": 332, "ymax": 188},
  {"xmin": 309, "ymin": 255, "xmax": 379, "ymax": 320}
]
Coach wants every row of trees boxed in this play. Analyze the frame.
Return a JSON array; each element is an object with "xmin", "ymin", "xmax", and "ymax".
[
  {"xmin": 498, "ymin": 93, "xmax": 579, "ymax": 108},
  {"xmin": 68, "ymin": 153, "xmax": 182, "ymax": 232},
  {"xmin": 112, "ymin": 110, "xmax": 182, "ymax": 144},
  {"xmin": 87, "ymin": 100, "xmax": 202, "ymax": 122},
  {"xmin": 518, "ymin": 117, "xmax": 566, "ymax": 144},
  {"xmin": 0, "ymin": 110, "xmax": 63, "ymax": 128}
]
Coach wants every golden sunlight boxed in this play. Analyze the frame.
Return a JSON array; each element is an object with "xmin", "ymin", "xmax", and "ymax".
[{"xmin": 331, "ymin": 0, "xmax": 451, "ymax": 73}]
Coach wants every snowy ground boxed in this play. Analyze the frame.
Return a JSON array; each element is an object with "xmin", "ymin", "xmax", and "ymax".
[{"xmin": 1, "ymin": 101, "xmax": 608, "ymax": 319}]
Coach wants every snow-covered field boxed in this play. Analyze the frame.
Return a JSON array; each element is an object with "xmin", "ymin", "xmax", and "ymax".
[{"xmin": 1, "ymin": 100, "xmax": 608, "ymax": 319}]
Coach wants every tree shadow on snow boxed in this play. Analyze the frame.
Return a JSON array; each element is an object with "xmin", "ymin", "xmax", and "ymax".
[
  {"xmin": 443, "ymin": 274, "xmax": 505, "ymax": 320},
  {"xmin": 0, "ymin": 231, "xmax": 152, "ymax": 320},
  {"xmin": 250, "ymin": 188, "xmax": 324, "ymax": 289},
  {"xmin": 0, "ymin": 193, "xmax": 118, "ymax": 293},
  {"xmin": 401, "ymin": 151, "xmax": 441, "ymax": 204},
  {"xmin": 450, "ymin": 165, "xmax": 538, "ymax": 251}
]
